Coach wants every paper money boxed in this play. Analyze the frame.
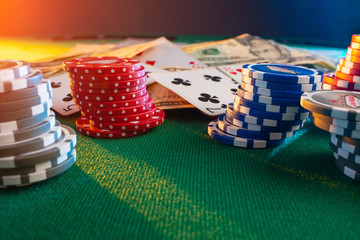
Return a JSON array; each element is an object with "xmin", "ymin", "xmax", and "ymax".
[
  {"xmin": 147, "ymin": 83, "xmax": 194, "ymax": 110},
  {"xmin": 30, "ymin": 37, "xmax": 164, "ymax": 76},
  {"xmin": 182, "ymin": 33, "xmax": 336, "ymax": 71}
]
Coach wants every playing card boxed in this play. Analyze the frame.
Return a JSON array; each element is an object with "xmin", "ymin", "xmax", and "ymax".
[
  {"xmin": 217, "ymin": 64, "xmax": 243, "ymax": 84},
  {"xmin": 50, "ymin": 72, "xmax": 78, "ymax": 116},
  {"xmin": 142, "ymin": 63, "xmax": 167, "ymax": 85},
  {"xmin": 149, "ymin": 68, "xmax": 239, "ymax": 116},
  {"xmin": 135, "ymin": 38, "xmax": 207, "ymax": 69}
]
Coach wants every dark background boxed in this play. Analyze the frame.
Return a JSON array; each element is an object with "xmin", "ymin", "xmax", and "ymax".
[{"xmin": 0, "ymin": 0, "xmax": 358, "ymax": 47}]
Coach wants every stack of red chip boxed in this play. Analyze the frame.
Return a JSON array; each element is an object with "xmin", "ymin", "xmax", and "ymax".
[
  {"xmin": 323, "ymin": 34, "xmax": 360, "ymax": 91},
  {"xmin": 63, "ymin": 57, "xmax": 165, "ymax": 138}
]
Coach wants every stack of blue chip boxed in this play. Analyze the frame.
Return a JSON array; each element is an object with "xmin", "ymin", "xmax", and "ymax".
[{"xmin": 208, "ymin": 63, "xmax": 324, "ymax": 148}]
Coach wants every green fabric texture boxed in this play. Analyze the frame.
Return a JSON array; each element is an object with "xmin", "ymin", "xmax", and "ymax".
[
  {"xmin": 0, "ymin": 38, "xmax": 359, "ymax": 239},
  {"xmin": 1, "ymin": 109, "xmax": 360, "ymax": 240}
]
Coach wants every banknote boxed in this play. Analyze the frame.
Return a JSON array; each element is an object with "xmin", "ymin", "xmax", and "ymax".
[
  {"xmin": 30, "ymin": 37, "xmax": 164, "ymax": 76},
  {"xmin": 147, "ymin": 83, "xmax": 195, "ymax": 110},
  {"xmin": 181, "ymin": 33, "xmax": 336, "ymax": 71}
]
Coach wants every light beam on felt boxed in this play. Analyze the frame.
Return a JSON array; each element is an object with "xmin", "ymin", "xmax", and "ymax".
[{"xmin": 76, "ymin": 142, "xmax": 252, "ymax": 240}]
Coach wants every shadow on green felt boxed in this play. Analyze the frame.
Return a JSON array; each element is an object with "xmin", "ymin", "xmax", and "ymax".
[{"xmin": 267, "ymin": 121, "xmax": 360, "ymax": 189}]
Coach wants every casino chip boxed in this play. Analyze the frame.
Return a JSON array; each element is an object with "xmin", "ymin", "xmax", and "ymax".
[
  {"xmin": 63, "ymin": 56, "xmax": 165, "ymax": 138},
  {"xmin": 301, "ymin": 90, "xmax": 360, "ymax": 121},
  {"xmin": 0, "ymin": 60, "xmax": 30, "ymax": 81},
  {"xmin": 208, "ymin": 63, "xmax": 323, "ymax": 148},
  {"xmin": 63, "ymin": 57, "xmax": 141, "ymax": 75},
  {"xmin": 301, "ymin": 34, "xmax": 360, "ymax": 181},
  {"xmin": 90, "ymin": 109, "xmax": 165, "ymax": 131},
  {"xmin": 0, "ymin": 60, "xmax": 77, "ymax": 187},
  {"xmin": 323, "ymin": 34, "xmax": 360, "ymax": 91},
  {"xmin": 300, "ymin": 89, "xmax": 360, "ymax": 181},
  {"xmin": 241, "ymin": 63, "xmax": 323, "ymax": 84}
]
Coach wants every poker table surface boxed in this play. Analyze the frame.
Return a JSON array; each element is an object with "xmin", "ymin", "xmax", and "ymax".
[{"xmin": 1, "ymin": 37, "xmax": 359, "ymax": 240}]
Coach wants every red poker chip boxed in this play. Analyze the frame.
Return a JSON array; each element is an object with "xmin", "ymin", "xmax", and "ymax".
[
  {"xmin": 352, "ymin": 34, "xmax": 360, "ymax": 43},
  {"xmin": 347, "ymin": 47, "xmax": 360, "ymax": 57},
  {"xmin": 335, "ymin": 71, "xmax": 360, "ymax": 83},
  {"xmin": 69, "ymin": 75, "xmax": 147, "ymax": 88},
  {"xmin": 323, "ymin": 72, "xmax": 335, "ymax": 82},
  {"xmin": 76, "ymin": 117, "xmax": 147, "ymax": 138},
  {"xmin": 350, "ymin": 42, "xmax": 360, "ymax": 50},
  {"xmin": 322, "ymin": 75, "xmax": 342, "ymax": 86},
  {"xmin": 81, "ymin": 105, "xmax": 157, "ymax": 123},
  {"xmin": 70, "ymin": 88, "xmax": 147, "ymax": 102},
  {"xmin": 68, "ymin": 66, "xmax": 146, "ymax": 81},
  {"xmin": 78, "ymin": 99, "xmax": 155, "ymax": 116},
  {"xmin": 322, "ymin": 82, "xmax": 350, "ymax": 91},
  {"xmin": 336, "ymin": 63, "xmax": 360, "ymax": 75},
  {"xmin": 345, "ymin": 54, "xmax": 360, "ymax": 64},
  {"xmin": 63, "ymin": 57, "xmax": 141, "ymax": 75},
  {"xmin": 69, "ymin": 82, "xmax": 146, "ymax": 95},
  {"xmin": 323, "ymin": 73, "xmax": 360, "ymax": 90},
  {"xmin": 90, "ymin": 109, "xmax": 165, "ymax": 131},
  {"xmin": 73, "ymin": 93, "xmax": 149, "ymax": 109},
  {"xmin": 339, "ymin": 58, "xmax": 360, "ymax": 70}
]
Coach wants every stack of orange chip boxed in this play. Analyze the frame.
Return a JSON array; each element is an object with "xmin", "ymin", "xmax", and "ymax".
[{"xmin": 323, "ymin": 34, "xmax": 360, "ymax": 91}]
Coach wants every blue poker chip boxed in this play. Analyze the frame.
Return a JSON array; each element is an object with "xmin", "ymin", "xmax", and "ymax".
[
  {"xmin": 226, "ymin": 104, "xmax": 306, "ymax": 127},
  {"xmin": 225, "ymin": 114, "xmax": 305, "ymax": 132},
  {"xmin": 233, "ymin": 101, "xmax": 309, "ymax": 121},
  {"xmin": 242, "ymin": 63, "xmax": 323, "ymax": 84},
  {"xmin": 240, "ymin": 82, "xmax": 305, "ymax": 99},
  {"xmin": 242, "ymin": 75, "xmax": 322, "ymax": 91},
  {"xmin": 207, "ymin": 119, "xmax": 285, "ymax": 148},
  {"xmin": 217, "ymin": 114, "xmax": 294, "ymax": 140},
  {"xmin": 237, "ymin": 88, "xmax": 300, "ymax": 106},
  {"xmin": 234, "ymin": 92, "xmax": 308, "ymax": 114}
]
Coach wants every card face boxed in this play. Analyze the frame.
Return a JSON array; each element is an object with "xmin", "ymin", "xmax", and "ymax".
[
  {"xmin": 217, "ymin": 64, "xmax": 243, "ymax": 84},
  {"xmin": 141, "ymin": 63, "xmax": 167, "ymax": 85},
  {"xmin": 149, "ymin": 68, "xmax": 239, "ymax": 116},
  {"xmin": 135, "ymin": 38, "xmax": 207, "ymax": 69},
  {"xmin": 50, "ymin": 72, "xmax": 78, "ymax": 116}
]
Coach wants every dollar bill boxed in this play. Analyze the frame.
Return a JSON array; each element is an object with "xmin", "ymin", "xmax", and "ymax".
[
  {"xmin": 181, "ymin": 33, "xmax": 336, "ymax": 71},
  {"xmin": 30, "ymin": 37, "xmax": 164, "ymax": 76},
  {"xmin": 147, "ymin": 83, "xmax": 195, "ymax": 110}
]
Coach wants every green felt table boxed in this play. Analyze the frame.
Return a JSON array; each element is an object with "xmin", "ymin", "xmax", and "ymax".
[{"xmin": 1, "ymin": 37, "xmax": 359, "ymax": 240}]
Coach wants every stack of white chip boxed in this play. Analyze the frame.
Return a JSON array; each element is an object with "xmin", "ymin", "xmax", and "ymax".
[{"xmin": 0, "ymin": 60, "xmax": 77, "ymax": 187}]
